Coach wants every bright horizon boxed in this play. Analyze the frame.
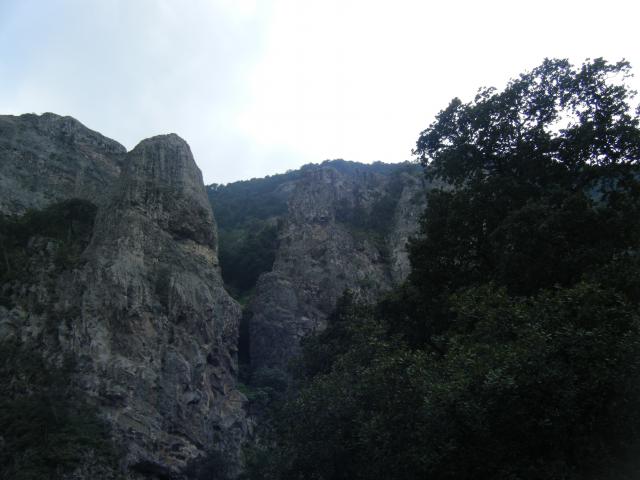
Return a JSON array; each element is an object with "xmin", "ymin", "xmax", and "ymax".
[{"xmin": 1, "ymin": 0, "xmax": 639, "ymax": 184}]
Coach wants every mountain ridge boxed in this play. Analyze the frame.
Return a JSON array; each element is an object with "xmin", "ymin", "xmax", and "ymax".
[
  {"xmin": 207, "ymin": 159, "xmax": 429, "ymax": 372},
  {"xmin": 0, "ymin": 113, "xmax": 248, "ymax": 479},
  {"xmin": 0, "ymin": 112, "xmax": 430, "ymax": 478}
]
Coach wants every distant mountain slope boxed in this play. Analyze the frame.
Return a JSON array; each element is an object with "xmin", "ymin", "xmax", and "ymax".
[
  {"xmin": 207, "ymin": 160, "xmax": 424, "ymax": 298},
  {"xmin": 208, "ymin": 159, "xmax": 430, "ymax": 371}
]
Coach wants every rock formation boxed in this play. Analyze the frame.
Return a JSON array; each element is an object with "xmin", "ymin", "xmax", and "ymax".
[
  {"xmin": 78, "ymin": 134, "xmax": 246, "ymax": 476},
  {"xmin": 0, "ymin": 113, "xmax": 430, "ymax": 478},
  {"xmin": 0, "ymin": 113, "xmax": 127, "ymax": 214},
  {"xmin": 244, "ymin": 162, "xmax": 428, "ymax": 371},
  {"xmin": 0, "ymin": 115, "xmax": 247, "ymax": 478}
]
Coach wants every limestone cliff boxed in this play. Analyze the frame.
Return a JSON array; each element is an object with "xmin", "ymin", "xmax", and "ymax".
[
  {"xmin": 77, "ymin": 134, "xmax": 246, "ymax": 476},
  {"xmin": 1, "ymin": 113, "xmax": 429, "ymax": 477},
  {"xmin": 0, "ymin": 113, "xmax": 127, "ymax": 214},
  {"xmin": 240, "ymin": 161, "xmax": 428, "ymax": 371},
  {"xmin": 0, "ymin": 116, "xmax": 246, "ymax": 478}
]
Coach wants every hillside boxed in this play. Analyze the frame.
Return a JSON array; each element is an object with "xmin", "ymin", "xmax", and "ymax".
[
  {"xmin": 1, "ymin": 57, "xmax": 639, "ymax": 480},
  {"xmin": 208, "ymin": 160, "xmax": 429, "ymax": 371},
  {"xmin": 0, "ymin": 114, "xmax": 247, "ymax": 479}
]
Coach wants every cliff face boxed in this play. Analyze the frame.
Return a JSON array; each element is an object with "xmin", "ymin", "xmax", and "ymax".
[
  {"xmin": 0, "ymin": 113, "xmax": 127, "ymax": 214},
  {"xmin": 78, "ymin": 134, "xmax": 246, "ymax": 476},
  {"xmin": 0, "ymin": 113, "xmax": 429, "ymax": 477},
  {"xmin": 0, "ymin": 116, "xmax": 246, "ymax": 478},
  {"xmin": 244, "ymin": 162, "xmax": 428, "ymax": 371}
]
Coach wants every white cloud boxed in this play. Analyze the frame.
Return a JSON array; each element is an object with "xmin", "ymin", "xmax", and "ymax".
[
  {"xmin": 235, "ymin": 0, "xmax": 640, "ymax": 177},
  {"xmin": 1, "ymin": 0, "xmax": 639, "ymax": 183}
]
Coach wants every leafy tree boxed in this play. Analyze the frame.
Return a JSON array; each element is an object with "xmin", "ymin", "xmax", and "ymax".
[
  {"xmin": 244, "ymin": 59, "xmax": 640, "ymax": 480},
  {"xmin": 404, "ymin": 57, "xmax": 640, "ymax": 345},
  {"xmin": 297, "ymin": 290, "xmax": 364, "ymax": 379},
  {"xmin": 219, "ymin": 222, "xmax": 279, "ymax": 298}
]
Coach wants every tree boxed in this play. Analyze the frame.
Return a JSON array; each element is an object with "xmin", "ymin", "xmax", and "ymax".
[
  {"xmin": 244, "ymin": 59, "xmax": 640, "ymax": 480},
  {"xmin": 404, "ymin": 57, "xmax": 640, "ymax": 345},
  {"xmin": 402, "ymin": 57, "xmax": 640, "ymax": 478}
]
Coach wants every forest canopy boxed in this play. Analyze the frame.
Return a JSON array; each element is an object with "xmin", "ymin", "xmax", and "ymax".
[{"xmin": 242, "ymin": 58, "xmax": 640, "ymax": 480}]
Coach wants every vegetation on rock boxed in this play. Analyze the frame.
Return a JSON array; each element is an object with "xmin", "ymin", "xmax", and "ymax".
[
  {"xmin": 208, "ymin": 171, "xmax": 297, "ymax": 299},
  {"xmin": 0, "ymin": 199, "xmax": 97, "ymax": 310},
  {"xmin": 0, "ymin": 344, "xmax": 119, "ymax": 480},
  {"xmin": 0, "ymin": 199, "xmax": 97, "ymax": 279},
  {"xmin": 208, "ymin": 160, "xmax": 421, "ymax": 301},
  {"xmin": 241, "ymin": 58, "xmax": 640, "ymax": 479}
]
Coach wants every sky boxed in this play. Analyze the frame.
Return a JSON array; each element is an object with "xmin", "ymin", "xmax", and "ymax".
[{"xmin": 0, "ymin": 0, "xmax": 639, "ymax": 185}]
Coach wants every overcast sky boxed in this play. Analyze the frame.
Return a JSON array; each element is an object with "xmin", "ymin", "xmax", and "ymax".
[{"xmin": 1, "ymin": 0, "xmax": 639, "ymax": 184}]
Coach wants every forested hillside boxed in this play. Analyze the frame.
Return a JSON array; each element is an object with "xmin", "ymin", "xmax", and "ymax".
[
  {"xmin": 207, "ymin": 160, "xmax": 421, "ymax": 302},
  {"xmin": 207, "ymin": 168, "xmax": 299, "ymax": 301},
  {"xmin": 1, "ymin": 57, "xmax": 639, "ymax": 480},
  {"xmin": 241, "ymin": 58, "xmax": 640, "ymax": 480}
]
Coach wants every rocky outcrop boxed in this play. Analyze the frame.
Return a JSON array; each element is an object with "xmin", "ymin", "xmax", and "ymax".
[
  {"xmin": 77, "ymin": 134, "xmax": 246, "ymax": 476},
  {"xmin": 0, "ymin": 113, "xmax": 127, "ymax": 214},
  {"xmin": 247, "ymin": 162, "xmax": 428, "ymax": 371},
  {"xmin": 0, "ymin": 112, "xmax": 428, "ymax": 476},
  {"xmin": 388, "ymin": 171, "xmax": 430, "ymax": 284},
  {"xmin": 0, "ymin": 118, "xmax": 247, "ymax": 478}
]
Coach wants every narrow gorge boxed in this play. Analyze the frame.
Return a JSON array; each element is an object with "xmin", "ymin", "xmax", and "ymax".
[
  {"xmin": 0, "ymin": 113, "xmax": 427, "ymax": 479},
  {"xmin": 208, "ymin": 160, "xmax": 429, "ymax": 372}
]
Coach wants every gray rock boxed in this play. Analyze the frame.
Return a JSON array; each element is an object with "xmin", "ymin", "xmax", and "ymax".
[
  {"xmin": 0, "ymin": 120, "xmax": 248, "ymax": 478},
  {"xmin": 0, "ymin": 113, "xmax": 127, "ymax": 214},
  {"xmin": 75, "ymin": 134, "xmax": 246, "ymax": 476},
  {"xmin": 248, "ymin": 162, "xmax": 429, "ymax": 371}
]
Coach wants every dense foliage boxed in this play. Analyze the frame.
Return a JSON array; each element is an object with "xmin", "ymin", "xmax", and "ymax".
[
  {"xmin": 0, "ymin": 199, "xmax": 97, "ymax": 280},
  {"xmin": 0, "ymin": 344, "xmax": 119, "ymax": 479},
  {"xmin": 0, "ymin": 199, "xmax": 116, "ymax": 478},
  {"xmin": 208, "ymin": 160, "xmax": 420, "ymax": 300},
  {"xmin": 208, "ymin": 171, "xmax": 300, "ymax": 232},
  {"xmin": 243, "ymin": 59, "xmax": 640, "ymax": 479},
  {"xmin": 0, "ymin": 199, "xmax": 97, "ymax": 310},
  {"xmin": 218, "ymin": 222, "xmax": 279, "ymax": 299},
  {"xmin": 208, "ymin": 170, "xmax": 298, "ymax": 299}
]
